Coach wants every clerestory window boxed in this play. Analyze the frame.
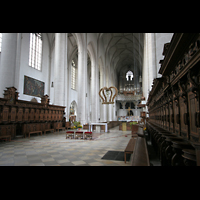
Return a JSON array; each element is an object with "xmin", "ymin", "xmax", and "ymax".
[
  {"xmin": 126, "ymin": 70, "xmax": 134, "ymax": 81},
  {"xmin": 29, "ymin": 33, "xmax": 42, "ymax": 71},
  {"xmin": 71, "ymin": 60, "xmax": 77, "ymax": 90},
  {"xmin": 0, "ymin": 33, "xmax": 2, "ymax": 52}
]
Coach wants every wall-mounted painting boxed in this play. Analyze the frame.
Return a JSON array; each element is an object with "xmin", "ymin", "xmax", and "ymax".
[{"xmin": 24, "ymin": 75, "xmax": 44, "ymax": 98}]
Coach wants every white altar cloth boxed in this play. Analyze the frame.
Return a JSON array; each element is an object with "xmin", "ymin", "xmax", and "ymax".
[{"xmin": 90, "ymin": 123, "xmax": 108, "ymax": 133}]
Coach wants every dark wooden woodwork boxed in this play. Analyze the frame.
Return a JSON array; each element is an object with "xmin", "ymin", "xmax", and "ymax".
[
  {"xmin": 0, "ymin": 87, "xmax": 66, "ymax": 139},
  {"xmin": 124, "ymin": 138, "xmax": 137, "ymax": 163},
  {"xmin": 182, "ymin": 149, "xmax": 197, "ymax": 166},
  {"xmin": 147, "ymin": 33, "xmax": 200, "ymax": 166},
  {"xmin": 131, "ymin": 136, "xmax": 150, "ymax": 166}
]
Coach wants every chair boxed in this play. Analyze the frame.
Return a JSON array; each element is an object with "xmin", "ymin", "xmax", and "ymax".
[
  {"xmin": 75, "ymin": 131, "xmax": 84, "ymax": 139},
  {"xmin": 84, "ymin": 132, "xmax": 93, "ymax": 140},
  {"xmin": 66, "ymin": 131, "xmax": 74, "ymax": 139}
]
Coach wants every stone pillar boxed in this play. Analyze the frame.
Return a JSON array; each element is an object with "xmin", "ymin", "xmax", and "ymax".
[
  {"xmin": 0, "ymin": 33, "xmax": 18, "ymax": 97},
  {"xmin": 142, "ymin": 34, "xmax": 148, "ymax": 101},
  {"xmin": 91, "ymin": 58, "xmax": 98, "ymax": 123},
  {"xmin": 77, "ymin": 34, "xmax": 87, "ymax": 125},
  {"xmin": 108, "ymin": 77, "xmax": 112, "ymax": 121},
  {"xmin": 96, "ymin": 67, "xmax": 100, "ymax": 122},
  {"xmin": 147, "ymin": 33, "xmax": 156, "ymax": 91},
  {"xmin": 142, "ymin": 33, "xmax": 156, "ymax": 101},
  {"xmin": 54, "ymin": 33, "xmax": 67, "ymax": 107},
  {"xmin": 101, "ymin": 70, "xmax": 107, "ymax": 122}
]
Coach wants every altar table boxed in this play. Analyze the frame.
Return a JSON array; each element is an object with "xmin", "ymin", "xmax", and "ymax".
[{"xmin": 90, "ymin": 123, "xmax": 108, "ymax": 133}]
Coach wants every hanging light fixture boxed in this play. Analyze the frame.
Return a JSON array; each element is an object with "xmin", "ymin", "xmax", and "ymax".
[{"xmin": 99, "ymin": 86, "xmax": 118, "ymax": 104}]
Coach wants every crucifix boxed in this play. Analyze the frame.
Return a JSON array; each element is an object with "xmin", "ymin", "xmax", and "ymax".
[{"xmin": 127, "ymin": 107, "xmax": 131, "ymax": 116}]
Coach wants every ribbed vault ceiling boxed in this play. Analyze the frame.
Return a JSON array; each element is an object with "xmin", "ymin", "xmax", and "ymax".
[{"xmin": 100, "ymin": 33, "xmax": 144, "ymax": 76}]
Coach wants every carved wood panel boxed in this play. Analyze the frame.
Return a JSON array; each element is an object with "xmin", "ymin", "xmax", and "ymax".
[
  {"xmin": 2, "ymin": 106, "xmax": 9, "ymax": 122},
  {"xmin": 0, "ymin": 124, "xmax": 16, "ymax": 138},
  {"xmin": 0, "ymin": 87, "xmax": 66, "ymax": 139},
  {"xmin": 173, "ymin": 99, "xmax": 180, "ymax": 136},
  {"xmin": 17, "ymin": 108, "xmax": 22, "ymax": 122},
  {"xmin": 10, "ymin": 107, "xmax": 16, "ymax": 122},
  {"xmin": 24, "ymin": 108, "xmax": 29, "ymax": 122},
  {"xmin": 30, "ymin": 108, "xmax": 35, "ymax": 121},
  {"xmin": 40, "ymin": 109, "xmax": 44, "ymax": 121},
  {"xmin": 179, "ymin": 97, "xmax": 189, "ymax": 139},
  {"xmin": 169, "ymin": 102, "xmax": 174, "ymax": 132},
  {"xmin": 35, "ymin": 109, "xmax": 40, "ymax": 121},
  {"xmin": 166, "ymin": 104, "xmax": 169, "ymax": 130},
  {"xmin": 48, "ymin": 110, "xmax": 52, "ymax": 121},
  {"xmin": 188, "ymin": 91, "xmax": 200, "ymax": 142},
  {"xmin": 44, "ymin": 109, "xmax": 48, "ymax": 121}
]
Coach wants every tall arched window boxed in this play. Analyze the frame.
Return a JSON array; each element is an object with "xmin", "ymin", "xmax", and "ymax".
[
  {"xmin": 71, "ymin": 59, "xmax": 77, "ymax": 90},
  {"xmin": 29, "ymin": 33, "xmax": 42, "ymax": 70},
  {"xmin": 126, "ymin": 70, "xmax": 134, "ymax": 81},
  {"xmin": 0, "ymin": 33, "xmax": 2, "ymax": 52}
]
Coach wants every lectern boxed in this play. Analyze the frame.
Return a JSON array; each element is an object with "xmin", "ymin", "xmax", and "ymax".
[{"xmin": 122, "ymin": 121, "xmax": 127, "ymax": 131}]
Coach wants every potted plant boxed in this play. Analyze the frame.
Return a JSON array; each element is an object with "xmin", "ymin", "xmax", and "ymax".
[
  {"xmin": 77, "ymin": 124, "xmax": 83, "ymax": 130},
  {"xmin": 129, "ymin": 121, "xmax": 139, "ymax": 135}
]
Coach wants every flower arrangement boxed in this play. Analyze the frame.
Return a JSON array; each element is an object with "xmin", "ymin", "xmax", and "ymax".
[
  {"xmin": 73, "ymin": 121, "xmax": 82, "ymax": 129},
  {"xmin": 129, "ymin": 121, "xmax": 138, "ymax": 127}
]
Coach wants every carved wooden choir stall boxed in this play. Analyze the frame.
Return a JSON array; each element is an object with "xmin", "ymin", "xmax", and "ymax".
[
  {"xmin": 0, "ymin": 87, "xmax": 66, "ymax": 140},
  {"xmin": 146, "ymin": 33, "xmax": 200, "ymax": 166}
]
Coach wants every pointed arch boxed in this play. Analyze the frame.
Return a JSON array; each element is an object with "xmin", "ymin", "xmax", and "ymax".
[{"xmin": 70, "ymin": 100, "xmax": 78, "ymax": 116}]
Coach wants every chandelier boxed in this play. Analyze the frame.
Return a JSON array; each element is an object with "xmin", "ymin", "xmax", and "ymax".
[{"xmin": 99, "ymin": 86, "xmax": 118, "ymax": 104}]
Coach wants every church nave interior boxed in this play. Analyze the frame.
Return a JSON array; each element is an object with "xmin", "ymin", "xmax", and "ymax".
[{"xmin": 0, "ymin": 33, "xmax": 199, "ymax": 166}]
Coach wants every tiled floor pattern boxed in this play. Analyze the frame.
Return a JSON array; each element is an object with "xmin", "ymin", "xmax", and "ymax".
[{"xmin": 0, "ymin": 126, "xmax": 133, "ymax": 166}]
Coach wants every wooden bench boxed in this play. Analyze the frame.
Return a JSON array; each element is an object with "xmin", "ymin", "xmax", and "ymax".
[
  {"xmin": 131, "ymin": 137, "xmax": 150, "ymax": 166},
  {"xmin": 0, "ymin": 135, "xmax": 11, "ymax": 142},
  {"xmin": 26, "ymin": 131, "xmax": 42, "ymax": 138},
  {"xmin": 55, "ymin": 127, "xmax": 66, "ymax": 132},
  {"xmin": 44, "ymin": 129, "xmax": 54, "ymax": 135},
  {"xmin": 124, "ymin": 137, "xmax": 137, "ymax": 163},
  {"xmin": 136, "ymin": 126, "xmax": 145, "ymax": 137}
]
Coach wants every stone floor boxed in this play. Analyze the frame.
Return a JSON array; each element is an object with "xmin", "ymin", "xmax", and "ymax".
[{"xmin": 0, "ymin": 126, "xmax": 133, "ymax": 166}]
